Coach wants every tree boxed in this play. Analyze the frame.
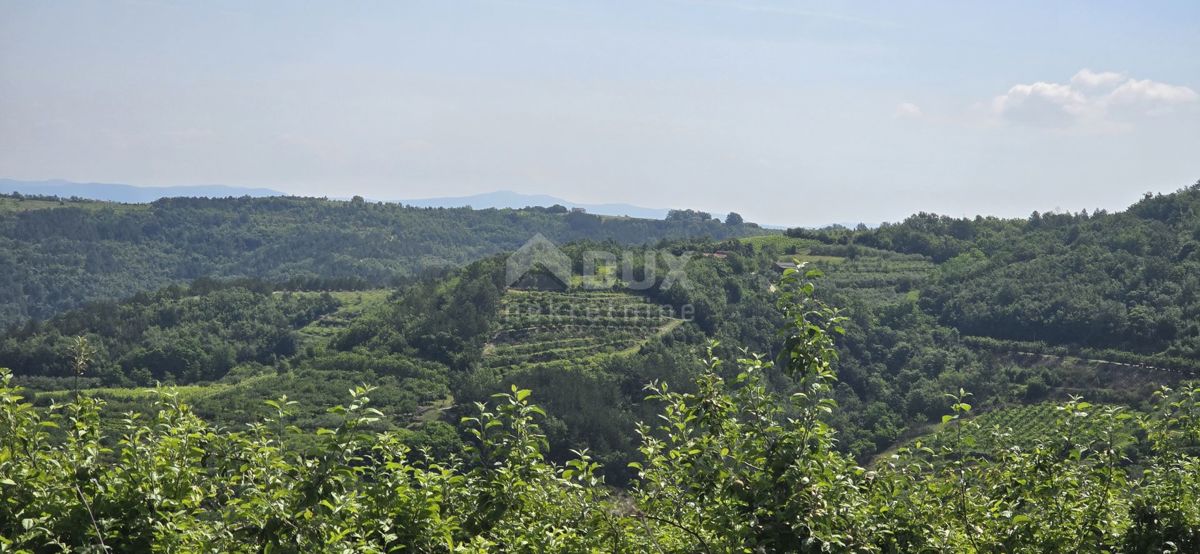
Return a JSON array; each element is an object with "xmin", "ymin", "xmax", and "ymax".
[
  {"xmin": 724, "ymin": 212, "xmax": 743, "ymax": 225},
  {"xmin": 667, "ymin": 209, "xmax": 713, "ymax": 222}
]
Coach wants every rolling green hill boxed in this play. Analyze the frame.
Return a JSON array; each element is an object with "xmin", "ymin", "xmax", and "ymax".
[
  {"xmin": 5, "ymin": 183, "xmax": 1200, "ymax": 482},
  {"xmin": 802, "ymin": 181, "xmax": 1200, "ymax": 364},
  {"xmin": 4, "ymin": 267, "xmax": 1197, "ymax": 552},
  {"xmin": 0, "ymin": 192, "xmax": 767, "ymax": 327}
]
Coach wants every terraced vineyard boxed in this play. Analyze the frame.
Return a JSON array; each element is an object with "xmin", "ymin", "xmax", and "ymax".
[
  {"xmin": 737, "ymin": 235, "xmax": 934, "ymax": 304},
  {"xmin": 820, "ymin": 255, "xmax": 935, "ymax": 304},
  {"xmin": 484, "ymin": 290, "xmax": 682, "ymax": 371},
  {"xmin": 924, "ymin": 402, "xmax": 1141, "ymax": 455}
]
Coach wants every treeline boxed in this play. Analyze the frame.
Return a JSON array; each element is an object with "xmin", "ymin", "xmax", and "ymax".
[
  {"xmin": 0, "ymin": 193, "xmax": 766, "ymax": 327},
  {"xmin": 2, "ymin": 276, "xmax": 1197, "ymax": 552}
]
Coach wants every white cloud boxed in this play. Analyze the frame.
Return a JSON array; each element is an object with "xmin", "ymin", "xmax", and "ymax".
[
  {"xmin": 1108, "ymin": 78, "xmax": 1199, "ymax": 107},
  {"xmin": 991, "ymin": 81, "xmax": 1090, "ymax": 126},
  {"xmin": 894, "ymin": 102, "xmax": 922, "ymax": 118},
  {"xmin": 991, "ymin": 70, "xmax": 1197, "ymax": 128},
  {"xmin": 1070, "ymin": 69, "xmax": 1125, "ymax": 89}
]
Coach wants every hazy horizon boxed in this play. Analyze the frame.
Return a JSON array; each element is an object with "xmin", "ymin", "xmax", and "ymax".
[{"xmin": 3, "ymin": 1, "xmax": 1198, "ymax": 226}]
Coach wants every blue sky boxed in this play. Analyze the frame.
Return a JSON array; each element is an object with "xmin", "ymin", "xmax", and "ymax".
[{"xmin": 2, "ymin": 0, "xmax": 1198, "ymax": 225}]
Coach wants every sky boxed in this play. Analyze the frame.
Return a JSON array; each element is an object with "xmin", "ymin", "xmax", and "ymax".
[{"xmin": 2, "ymin": 1, "xmax": 1198, "ymax": 226}]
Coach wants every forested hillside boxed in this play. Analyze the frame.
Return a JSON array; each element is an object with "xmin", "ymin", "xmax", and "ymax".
[
  {"xmin": 10, "ymin": 222, "xmax": 1191, "ymax": 475},
  {"xmin": 0, "ymin": 193, "xmax": 762, "ymax": 327},
  {"xmin": 1, "ymin": 279, "xmax": 338, "ymax": 386},
  {"xmin": 790, "ymin": 181, "xmax": 1200, "ymax": 365}
]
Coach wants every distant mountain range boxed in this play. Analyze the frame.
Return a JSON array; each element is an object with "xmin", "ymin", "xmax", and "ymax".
[
  {"xmin": 0, "ymin": 179, "xmax": 678, "ymax": 220},
  {"xmin": 0, "ymin": 179, "xmax": 284, "ymax": 203},
  {"xmin": 0, "ymin": 179, "xmax": 814, "ymax": 227},
  {"xmin": 396, "ymin": 190, "xmax": 670, "ymax": 220}
]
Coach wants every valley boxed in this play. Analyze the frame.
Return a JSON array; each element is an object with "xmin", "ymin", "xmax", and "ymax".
[{"xmin": 3, "ymin": 185, "xmax": 1200, "ymax": 550}]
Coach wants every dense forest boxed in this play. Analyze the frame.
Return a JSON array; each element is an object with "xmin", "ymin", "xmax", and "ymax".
[
  {"xmin": 1, "ymin": 279, "xmax": 336, "ymax": 386},
  {"xmin": 0, "ymin": 193, "xmax": 763, "ymax": 327}
]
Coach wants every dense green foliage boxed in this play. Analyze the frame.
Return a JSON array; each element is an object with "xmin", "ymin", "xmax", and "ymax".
[
  {"xmin": 770, "ymin": 182, "xmax": 1200, "ymax": 460},
  {"xmin": 0, "ymin": 279, "xmax": 337, "ymax": 386},
  {"xmin": 9, "ymin": 219, "xmax": 1193, "ymax": 477},
  {"xmin": 0, "ymin": 193, "xmax": 764, "ymax": 327},
  {"xmin": 921, "ymin": 401, "xmax": 1143, "ymax": 458},
  {"xmin": 3, "ymin": 274, "xmax": 1198, "ymax": 552},
  {"xmin": 0, "ymin": 280, "xmax": 456, "ymax": 447},
  {"xmin": 792, "ymin": 181, "xmax": 1200, "ymax": 361}
]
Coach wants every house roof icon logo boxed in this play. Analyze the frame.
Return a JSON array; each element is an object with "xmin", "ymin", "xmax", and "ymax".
[{"xmin": 506, "ymin": 233, "xmax": 573, "ymax": 287}]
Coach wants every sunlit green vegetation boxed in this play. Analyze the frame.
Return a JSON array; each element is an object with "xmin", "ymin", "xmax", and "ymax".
[
  {"xmin": 795, "ymin": 181, "xmax": 1200, "ymax": 360},
  {"xmin": 920, "ymin": 401, "xmax": 1143, "ymax": 456},
  {"xmin": 0, "ymin": 194, "xmax": 147, "ymax": 214},
  {"xmin": 296, "ymin": 289, "xmax": 393, "ymax": 343},
  {"xmin": 2, "ymin": 274, "xmax": 1197, "ymax": 551},
  {"xmin": 485, "ymin": 290, "xmax": 680, "ymax": 371},
  {"xmin": 738, "ymin": 234, "xmax": 845, "ymax": 264},
  {"xmin": 6, "ymin": 183, "xmax": 1200, "ymax": 550},
  {"xmin": 0, "ymin": 279, "xmax": 339, "ymax": 387}
]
